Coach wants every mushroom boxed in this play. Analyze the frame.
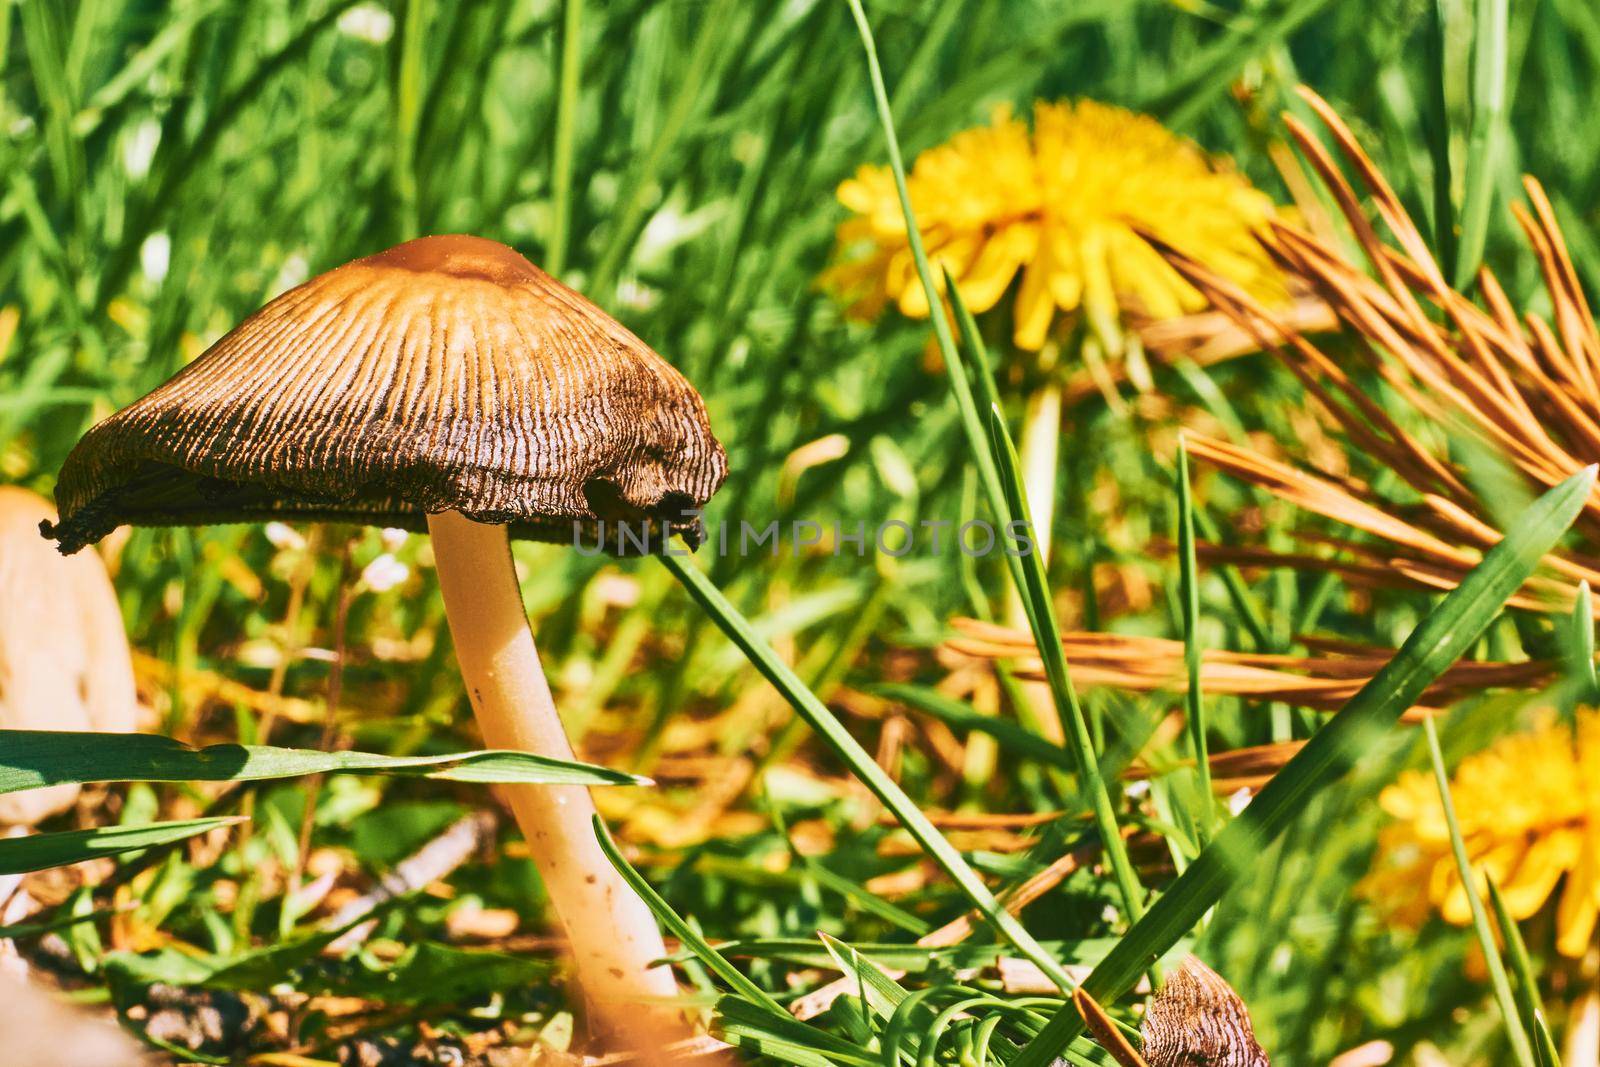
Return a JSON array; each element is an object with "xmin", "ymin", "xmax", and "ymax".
[
  {"xmin": 43, "ymin": 235, "xmax": 728, "ymax": 1042},
  {"xmin": 0, "ymin": 487, "xmax": 138, "ymax": 826},
  {"xmin": 0, "ymin": 972, "xmax": 141, "ymax": 1066},
  {"xmin": 1140, "ymin": 955, "xmax": 1270, "ymax": 1066}
]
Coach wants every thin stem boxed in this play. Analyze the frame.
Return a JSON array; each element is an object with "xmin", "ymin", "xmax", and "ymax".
[
  {"xmin": 427, "ymin": 511, "xmax": 682, "ymax": 1046},
  {"xmin": 547, "ymin": 0, "xmax": 582, "ymax": 276},
  {"xmin": 660, "ymin": 549, "xmax": 1077, "ymax": 990},
  {"xmin": 1423, "ymin": 716, "xmax": 1539, "ymax": 1067},
  {"xmin": 1177, "ymin": 439, "xmax": 1214, "ymax": 842},
  {"xmin": 840, "ymin": 0, "xmax": 1139, "ymax": 920},
  {"xmin": 393, "ymin": 0, "xmax": 430, "ymax": 237}
]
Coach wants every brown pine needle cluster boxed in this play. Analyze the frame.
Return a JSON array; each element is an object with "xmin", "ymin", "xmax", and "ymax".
[
  {"xmin": 1145, "ymin": 87, "xmax": 1600, "ymax": 616},
  {"xmin": 944, "ymin": 617, "xmax": 1551, "ymax": 717}
]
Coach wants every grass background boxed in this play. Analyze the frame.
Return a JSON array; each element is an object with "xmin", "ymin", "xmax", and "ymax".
[{"xmin": 3, "ymin": 0, "xmax": 1599, "ymax": 1063}]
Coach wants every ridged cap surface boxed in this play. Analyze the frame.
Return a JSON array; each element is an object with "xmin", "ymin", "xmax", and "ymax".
[{"xmin": 45, "ymin": 236, "xmax": 727, "ymax": 553}]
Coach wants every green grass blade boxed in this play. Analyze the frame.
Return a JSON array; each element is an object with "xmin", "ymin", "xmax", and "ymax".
[
  {"xmin": 1177, "ymin": 437, "xmax": 1214, "ymax": 842},
  {"xmin": 714, "ymin": 995, "xmax": 879, "ymax": 1067},
  {"xmin": 943, "ymin": 273, "xmax": 1049, "ymax": 631},
  {"xmin": 0, "ymin": 731, "xmax": 646, "ymax": 790},
  {"xmin": 18, "ymin": 0, "xmax": 82, "ymax": 207},
  {"xmin": 591, "ymin": 0, "xmax": 732, "ymax": 293},
  {"xmin": 392, "ymin": 0, "xmax": 430, "ymax": 235},
  {"xmin": 592, "ymin": 814, "xmax": 787, "ymax": 1016},
  {"xmin": 0, "ymin": 816, "xmax": 243, "ymax": 874},
  {"xmin": 1424, "ymin": 0, "xmax": 1458, "ymax": 269},
  {"xmin": 837, "ymin": 0, "xmax": 970, "ymax": 446},
  {"xmin": 546, "ymin": 0, "xmax": 582, "ymax": 275},
  {"xmin": 1571, "ymin": 580, "xmax": 1596, "ymax": 703},
  {"xmin": 817, "ymin": 931, "xmax": 911, "ymax": 1020},
  {"xmin": 1487, "ymin": 877, "xmax": 1562, "ymax": 1067},
  {"xmin": 1423, "ymin": 717, "xmax": 1538, "ymax": 1067},
  {"xmin": 988, "ymin": 403, "xmax": 1145, "ymax": 920},
  {"xmin": 1533, "ymin": 1015, "xmax": 1563, "ymax": 1067},
  {"xmin": 871, "ymin": 683, "xmax": 1077, "ymax": 775},
  {"xmin": 1014, "ymin": 465, "xmax": 1595, "ymax": 1066},
  {"xmin": 838, "ymin": 0, "xmax": 1143, "ymax": 925},
  {"xmin": 1454, "ymin": 0, "xmax": 1510, "ymax": 287},
  {"xmin": 659, "ymin": 552, "xmax": 1076, "ymax": 990}
]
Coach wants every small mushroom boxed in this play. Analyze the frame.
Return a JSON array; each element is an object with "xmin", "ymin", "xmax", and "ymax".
[
  {"xmin": 44, "ymin": 235, "xmax": 727, "ymax": 1043},
  {"xmin": 1140, "ymin": 955, "xmax": 1270, "ymax": 1066},
  {"xmin": 0, "ymin": 487, "xmax": 137, "ymax": 826}
]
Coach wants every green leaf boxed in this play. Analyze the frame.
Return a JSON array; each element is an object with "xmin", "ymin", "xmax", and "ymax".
[
  {"xmin": 0, "ymin": 730, "xmax": 645, "ymax": 792},
  {"xmin": 714, "ymin": 995, "xmax": 879, "ymax": 1067},
  {"xmin": 1454, "ymin": 0, "xmax": 1511, "ymax": 286},
  {"xmin": 1423, "ymin": 717, "xmax": 1538, "ymax": 1067},
  {"xmin": 593, "ymin": 813, "xmax": 788, "ymax": 1017},
  {"xmin": 660, "ymin": 553, "xmax": 1074, "ymax": 990},
  {"xmin": 0, "ymin": 816, "xmax": 243, "ymax": 874},
  {"xmin": 1487, "ymin": 868, "xmax": 1562, "ymax": 1066},
  {"xmin": 987, "ymin": 402, "xmax": 1145, "ymax": 921},
  {"xmin": 842, "ymin": 0, "xmax": 1143, "ymax": 932},
  {"xmin": 1569, "ymin": 580, "xmax": 1596, "ymax": 705},
  {"xmin": 817, "ymin": 931, "xmax": 911, "ymax": 1022},
  {"xmin": 1177, "ymin": 438, "xmax": 1215, "ymax": 843},
  {"xmin": 870, "ymin": 682, "xmax": 1077, "ymax": 775},
  {"xmin": 1015, "ymin": 465, "xmax": 1595, "ymax": 1066}
]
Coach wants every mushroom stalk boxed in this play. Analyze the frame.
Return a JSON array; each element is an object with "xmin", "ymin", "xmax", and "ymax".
[{"xmin": 426, "ymin": 510, "xmax": 680, "ymax": 1042}]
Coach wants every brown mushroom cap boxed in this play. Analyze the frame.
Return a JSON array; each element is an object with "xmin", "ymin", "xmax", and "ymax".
[
  {"xmin": 45, "ymin": 235, "xmax": 727, "ymax": 553},
  {"xmin": 0, "ymin": 487, "xmax": 138, "ymax": 825}
]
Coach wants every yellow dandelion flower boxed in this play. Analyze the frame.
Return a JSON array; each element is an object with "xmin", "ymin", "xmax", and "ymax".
[
  {"xmin": 1360, "ymin": 710, "xmax": 1600, "ymax": 958},
  {"xmin": 825, "ymin": 108, "xmax": 1041, "ymax": 326},
  {"xmin": 822, "ymin": 99, "xmax": 1281, "ymax": 355}
]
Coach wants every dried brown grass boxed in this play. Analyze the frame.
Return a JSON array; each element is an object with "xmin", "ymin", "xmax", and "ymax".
[{"xmin": 1142, "ymin": 87, "xmax": 1600, "ymax": 617}]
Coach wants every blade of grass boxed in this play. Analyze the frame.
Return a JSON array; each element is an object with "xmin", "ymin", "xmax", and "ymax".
[
  {"xmin": 870, "ymin": 682, "xmax": 1077, "ymax": 775},
  {"xmin": 936, "ymin": 266, "xmax": 1011, "ymax": 544},
  {"xmin": 591, "ymin": 0, "xmax": 733, "ymax": 294},
  {"xmin": 843, "ymin": 0, "xmax": 1142, "ymax": 923},
  {"xmin": 1423, "ymin": 716, "xmax": 1538, "ymax": 1067},
  {"xmin": 817, "ymin": 931, "xmax": 913, "ymax": 1020},
  {"xmin": 0, "ymin": 730, "xmax": 646, "ymax": 790},
  {"xmin": 1454, "ymin": 0, "xmax": 1509, "ymax": 286},
  {"xmin": 1014, "ymin": 465, "xmax": 1595, "ymax": 1066},
  {"xmin": 392, "ymin": 0, "xmax": 430, "ymax": 235},
  {"xmin": 944, "ymin": 274, "xmax": 1044, "ymax": 627},
  {"xmin": 714, "ymin": 996, "xmax": 881, "ymax": 1067},
  {"xmin": 1424, "ymin": 0, "xmax": 1458, "ymax": 269},
  {"xmin": 659, "ymin": 552, "xmax": 1075, "ymax": 990},
  {"xmin": 0, "ymin": 816, "xmax": 243, "ymax": 874},
  {"xmin": 1177, "ymin": 437, "xmax": 1214, "ymax": 843},
  {"xmin": 1570, "ymin": 580, "xmax": 1596, "ymax": 705},
  {"xmin": 18, "ymin": 0, "xmax": 82, "ymax": 213},
  {"xmin": 989, "ymin": 404, "xmax": 1145, "ymax": 920},
  {"xmin": 592, "ymin": 814, "xmax": 786, "ymax": 1015},
  {"xmin": 1487, "ymin": 877, "xmax": 1563, "ymax": 1067},
  {"xmin": 1193, "ymin": 505, "xmax": 1274, "ymax": 651},
  {"xmin": 546, "ymin": 0, "xmax": 582, "ymax": 275}
]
